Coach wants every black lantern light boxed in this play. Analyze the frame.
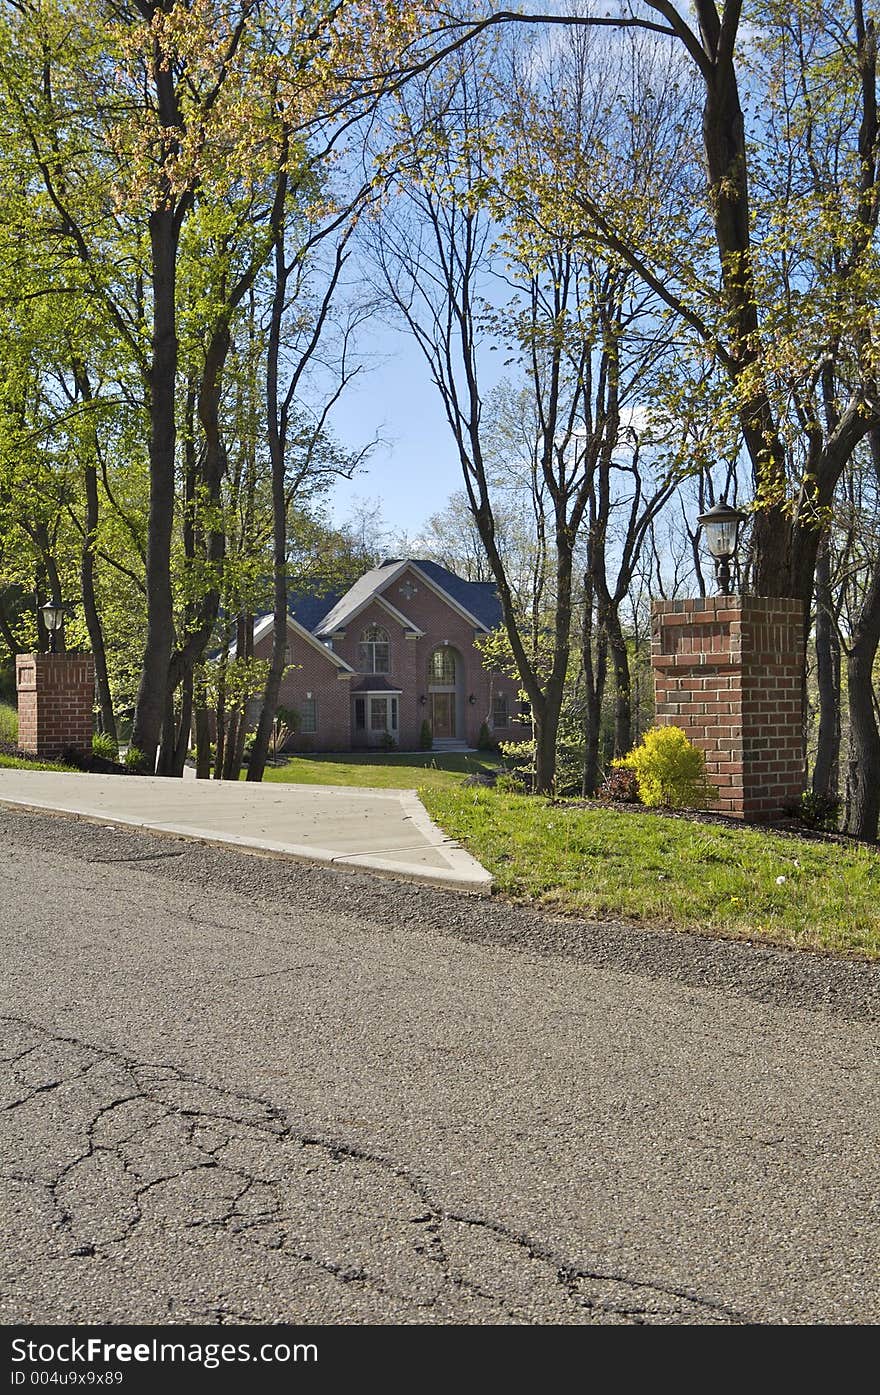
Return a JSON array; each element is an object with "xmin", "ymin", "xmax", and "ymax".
[
  {"xmin": 696, "ymin": 501, "xmax": 747, "ymax": 596},
  {"xmin": 40, "ymin": 600, "xmax": 66, "ymax": 654}
]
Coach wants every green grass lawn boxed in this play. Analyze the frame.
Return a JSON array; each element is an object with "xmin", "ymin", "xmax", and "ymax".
[
  {"xmin": 252, "ymin": 749, "xmax": 503, "ymax": 791},
  {"xmin": 0, "ymin": 702, "xmax": 18, "ymax": 745},
  {"xmin": 422, "ymin": 787, "xmax": 880, "ymax": 959},
  {"xmin": 0, "ymin": 752, "xmax": 79, "ymax": 772}
]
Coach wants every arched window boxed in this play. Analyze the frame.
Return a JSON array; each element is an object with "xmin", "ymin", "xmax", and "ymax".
[
  {"xmin": 429, "ymin": 647, "xmax": 456, "ymax": 685},
  {"xmin": 359, "ymin": 624, "xmax": 390, "ymax": 674}
]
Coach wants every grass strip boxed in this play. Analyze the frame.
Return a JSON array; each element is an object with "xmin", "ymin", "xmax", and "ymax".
[{"xmin": 422, "ymin": 787, "xmax": 880, "ymax": 959}]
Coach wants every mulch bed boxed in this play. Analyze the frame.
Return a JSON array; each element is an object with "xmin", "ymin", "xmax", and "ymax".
[{"xmin": 556, "ymin": 796, "xmax": 876, "ymax": 851}]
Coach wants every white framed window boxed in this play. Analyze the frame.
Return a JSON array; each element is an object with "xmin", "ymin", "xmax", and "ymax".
[
  {"xmin": 355, "ymin": 698, "xmax": 366, "ymax": 730},
  {"xmin": 300, "ymin": 697, "xmax": 317, "ymax": 733},
  {"xmin": 368, "ymin": 695, "xmax": 398, "ymax": 732},
  {"xmin": 493, "ymin": 693, "xmax": 509, "ymax": 729},
  {"xmin": 359, "ymin": 624, "xmax": 390, "ymax": 674}
]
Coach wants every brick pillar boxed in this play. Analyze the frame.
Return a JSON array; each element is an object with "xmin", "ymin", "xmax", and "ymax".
[
  {"xmin": 16, "ymin": 653, "xmax": 95, "ymax": 760},
  {"xmin": 650, "ymin": 597, "xmax": 805, "ymax": 821}
]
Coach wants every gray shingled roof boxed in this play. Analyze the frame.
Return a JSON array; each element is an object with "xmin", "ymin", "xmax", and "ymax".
[
  {"xmin": 314, "ymin": 563, "xmax": 405, "ymax": 635},
  {"xmin": 413, "ymin": 561, "xmax": 502, "ymax": 631},
  {"xmin": 246, "ymin": 560, "xmax": 504, "ymax": 644},
  {"xmin": 288, "ymin": 592, "xmax": 341, "ymax": 632},
  {"xmin": 226, "ymin": 549, "xmax": 508, "ymax": 658},
  {"xmin": 313, "ymin": 559, "xmax": 502, "ymax": 636}
]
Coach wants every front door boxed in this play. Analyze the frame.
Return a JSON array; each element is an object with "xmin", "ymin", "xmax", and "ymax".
[{"xmin": 432, "ymin": 692, "xmax": 455, "ymax": 739}]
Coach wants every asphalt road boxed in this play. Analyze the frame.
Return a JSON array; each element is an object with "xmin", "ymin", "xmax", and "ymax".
[{"xmin": 2, "ymin": 806, "xmax": 879, "ymax": 1325}]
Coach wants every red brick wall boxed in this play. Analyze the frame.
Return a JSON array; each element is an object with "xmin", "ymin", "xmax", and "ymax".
[
  {"xmin": 251, "ymin": 630, "xmax": 353, "ymax": 753},
  {"xmin": 651, "ymin": 597, "xmax": 805, "ymax": 820},
  {"xmin": 16, "ymin": 653, "xmax": 95, "ymax": 759}
]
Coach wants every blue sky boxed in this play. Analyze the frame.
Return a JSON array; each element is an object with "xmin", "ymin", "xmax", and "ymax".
[{"xmin": 324, "ymin": 325, "xmax": 464, "ymax": 538}]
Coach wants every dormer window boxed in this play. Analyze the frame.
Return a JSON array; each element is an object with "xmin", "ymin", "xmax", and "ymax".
[{"xmin": 359, "ymin": 624, "xmax": 390, "ymax": 674}]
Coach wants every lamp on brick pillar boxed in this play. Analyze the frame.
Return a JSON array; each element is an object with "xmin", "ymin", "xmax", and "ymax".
[
  {"xmin": 17, "ymin": 599, "xmax": 94, "ymax": 760},
  {"xmin": 696, "ymin": 502, "xmax": 747, "ymax": 596},
  {"xmin": 39, "ymin": 600, "xmax": 66, "ymax": 654}
]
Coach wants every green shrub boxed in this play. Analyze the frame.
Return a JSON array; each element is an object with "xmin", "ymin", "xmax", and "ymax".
[
  {"xmin": 497, "ymin": 737, "xmax": 588, "ymax": 794},
  {"xmin": 796, "ymin": 789, "xmax": 841, "ymax": 831},
  {"xmin": 476, "ymin": 721, "xmax": 493, "ymax": 751},
  {"xmin": 0, "ymin": 702, "xmax": 18, "ymax": 744},
  {"xmin": 553, "ymin": 743, "xmax": 588, "ymax": 795},
  {"xmin": 92, "ymin": 731, "xmax": 119, "ymax": 761},
  {"xmin": 494, "ymin": 771, "xmax": 527, "ymax": 795},
  {"xmin": 614, "ymin": 726, "xmax": 715, "ymax": 809},
  {"xmin": 124, "ymin": 745, "xmax": 146, "ymax": 771},
  {"xmin": 419, "ymin": 719, "xmax": 433, "ymax": 751},
  {"xmin": 498, "ymin": 738, "xmax": 534, "ymax": 774},
  {"xmin": 379, "ymin": 730, "xmax": 397, "ymax": 751}
]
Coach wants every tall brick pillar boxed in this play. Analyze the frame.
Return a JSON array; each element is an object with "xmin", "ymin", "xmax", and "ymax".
[
  {"xmin": 16, "ymin": 653, "xmax": 95, "ymax": 760},
  {"xmin": 650, "ymin": 597, "xmax": 805, "ymax": 821}
]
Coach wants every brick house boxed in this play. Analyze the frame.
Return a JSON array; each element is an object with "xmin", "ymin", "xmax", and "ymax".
[{"xmin": 254, "ymin": 559, "xmax": 522, "ymax": 751}]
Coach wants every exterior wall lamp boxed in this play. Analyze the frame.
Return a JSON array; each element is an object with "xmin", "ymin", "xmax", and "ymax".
[
  {"xmin": 696, "ymin": 502, "xmax": 747, "ymax": 596},
  {"xmin": 419, "ymin": 694, "xmax": 427, "ymax": 706},
  {"xmin": 39, "ymin": 600, "xmax": 66, "ymax": 654}
]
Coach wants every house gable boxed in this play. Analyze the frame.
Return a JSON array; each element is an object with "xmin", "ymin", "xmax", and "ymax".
[
  {"xmin": 251, "ymin": 613, "xmax": 354, "ymax": 675},
  {"xmin": 314, "ymin": 561, "xmax": 409, "ymax": 636},
  {"xmin": 404, "ymin": 563, "xmax": 491, "ymax": 632},
  {"xmin": 313, "ymin": 558, "xmax": 495, "ymax": 639},
  {"xmin": 373, "ymin": 563, "xmax": 491, "ymax": 639}
]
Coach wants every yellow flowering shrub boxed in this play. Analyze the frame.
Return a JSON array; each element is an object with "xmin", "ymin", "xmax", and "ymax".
[{"xmin": 613, "ymin": 726, "xmax": 716, "ymax": 810}]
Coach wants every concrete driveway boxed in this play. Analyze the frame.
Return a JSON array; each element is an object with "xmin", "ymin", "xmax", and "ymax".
[{"xmin": 0, "ymin": 769, "xmax": 490, "ymax": 893}]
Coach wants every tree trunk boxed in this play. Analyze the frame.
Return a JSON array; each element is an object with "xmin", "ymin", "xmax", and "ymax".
[
  {"xmin": 846, "ymin": 636, "xmax": 880, "ymax": 840},
  {"xmin": 131, "ymin": 207, "xmax": 178, "ymax": 772},
  {"xmin": 845, "ymin": 424, "xmax": 880, "ymax": 840},
  {"xmin": 605, "ymin": 611, "xmax": 631, "ymax": 757},
  {"xmin": 247, "ymin": 169, "xmax": 290, "ymax": 784},
  {"xmin": 194, "ymin": 667, "xmax": 212, "ymax": 780},
  {"xmin": 534, "ymin": 695, "xmax": 562, "ymax": 795},
  {"xmin": 231, "ymin": 698, "xmax": 248, "ymax": 777},
  {"xmin": 172, "ymin": 668, "xmax": 193, "ymax": 776},
  {"xmin": 223, "ymin": 612, "xmax": 253, "ymax": 782},
  {"xmin": 80, "ymin": 460, "xmax": 116, "ymax": 742},
  {"xmin": 74, "ymin": 367, "xmax": 117, "ymax": 743},
  {"xmin": 213, "ymin": 656, "xmax": 227, "ymax": 782},
  {"xmin": 0, "ymin": 592, "xmax": 22, "ymax": 655},
  {"xmin": 812, "ymin": 540, "xmax": 841, "ymax": 800},
  {"xmin": 580, "ymin": 577, "xmax": 607, "ymax": 796}
]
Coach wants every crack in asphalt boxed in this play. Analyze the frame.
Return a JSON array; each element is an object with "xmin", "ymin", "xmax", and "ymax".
[
  {"xmin": 1, "ymin": 1014, "xmax": 749, "ymax": 1325},
  {"xmin": 85, "ymin": 850, "xmax": 189, "ymax": 865}
]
